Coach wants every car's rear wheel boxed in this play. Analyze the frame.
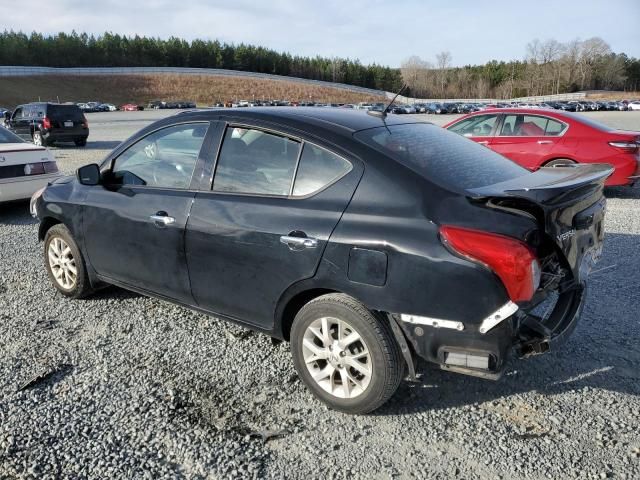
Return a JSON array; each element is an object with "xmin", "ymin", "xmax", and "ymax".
[
  {"xmin": 32, "ymin": 130, "xmax": 44, "ymax": 146},
  {"xmin": 545, "ymin": 158, "xmax": 576, "ymax": 168},
  {"xmin": 44, "ymin": 224, "xmax": 93, "ymax": 298},
  {"xmin": 290, "ymin": 293, "xmax": 404, "ymax": 414}
]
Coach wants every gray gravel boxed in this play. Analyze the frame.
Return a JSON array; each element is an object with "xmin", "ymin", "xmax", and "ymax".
[{"xmin": 1, "ymin": 111, "xmax": 639, "ymax": 479}]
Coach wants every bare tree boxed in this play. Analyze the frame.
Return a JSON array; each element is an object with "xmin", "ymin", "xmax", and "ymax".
[{"xmin": 435, "ymin": 51, "xmax": 452, "ymax": 96}]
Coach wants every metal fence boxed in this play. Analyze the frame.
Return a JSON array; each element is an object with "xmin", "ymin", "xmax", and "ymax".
[
  {"xmin": 0, "ymin": 66, "xmax": 387, "ymax": 97},
  {"xmin": 389, "ymin": 92, "xmax": 587, "ymax": 104}
]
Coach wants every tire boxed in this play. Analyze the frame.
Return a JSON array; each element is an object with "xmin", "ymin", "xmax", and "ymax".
[
  {"xmin": 290, "ymin": 293, "xmax": 404, "ymax": 414},
  {"xmin": 544, "ymin": 158, "xmax": 576, "ymax": 168},
  {"xmin": 32, "ymin": 130, "xmax": 45, "ymax": 146},
  {"xmin": 44, "ymin": 224, "xmax": 93, "ymax": 298},
  {"xmin": 74, "ymin": 138, "xmax": 87, "ymax": 147}
]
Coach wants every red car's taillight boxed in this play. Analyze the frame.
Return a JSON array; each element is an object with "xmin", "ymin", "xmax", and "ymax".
[
  {"xmin": 608, "ymin": 140, "xmax": 638, "ymax": 153},
  {"xmin": 42, "ymin": 116, "xmax": 51, "ymax": 130},
  {"xmin": 440, "ymin": 225, "xmax": 541, "ymax": 302}
]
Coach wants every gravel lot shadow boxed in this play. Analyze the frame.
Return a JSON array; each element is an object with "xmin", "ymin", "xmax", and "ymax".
[
  {"xmin": 0, "ymin": 200, "xmax": 35, "ymax": 225},
  {"xmin": 49, "ymin": 140, "xmax": 120, "ymax": 150},
  {"xmin": 604, "ymin": 186, "xmax": 640, "ymax": 199},
  {"xmin": 376, "ymin": 231, "xmax": 640, "ymax": 416}
]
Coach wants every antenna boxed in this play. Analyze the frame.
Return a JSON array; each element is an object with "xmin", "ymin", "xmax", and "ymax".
[{"xmin": 368, "ymin": 84, "xmax": 407, "ymax": 118}]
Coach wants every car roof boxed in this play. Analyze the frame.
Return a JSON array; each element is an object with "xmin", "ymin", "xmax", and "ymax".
[{"xmin": 175, "ymin": 106, "xmax": 415, "ymax": 133}]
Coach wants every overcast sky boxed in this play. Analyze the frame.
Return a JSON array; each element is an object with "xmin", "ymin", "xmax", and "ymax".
[{"xmin": 1, "ymin": 0, "xmax": 638, "ymax": 67}]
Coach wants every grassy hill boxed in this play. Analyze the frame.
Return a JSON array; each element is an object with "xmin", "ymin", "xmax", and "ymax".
[{"xmin": 0, "ymin": 74, "xmax": 385, "ymax": 108}]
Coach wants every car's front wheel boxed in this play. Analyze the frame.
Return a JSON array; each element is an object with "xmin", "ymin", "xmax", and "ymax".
[
  {"xmin": 44, "ymin": 224, "xmax": 93, "ymax": 298},
  {"xmin": 291, "ymin": 294, "xmax": 404, "ymax": 414}
]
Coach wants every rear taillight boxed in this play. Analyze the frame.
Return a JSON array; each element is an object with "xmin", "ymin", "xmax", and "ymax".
[
  {"xmin": 24, "ymin": 163, "xmax": 45, "ymax": 175},
  {"xmin": 82, "ymin": 116, "xmax": 88, "ymax": 129},
  {"xmin": 440, "ymin": 225, "xmax": 541, "ymax": 302},
  {"xmin": 608, "ymin": 141, "xmax": 638, "ymax": 153},
  {"xmin": 42, "ymin": 116, "xmax": 51, "ymax": 130}
]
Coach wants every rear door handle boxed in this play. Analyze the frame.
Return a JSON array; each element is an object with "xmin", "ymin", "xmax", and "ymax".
[
  {"xmin": 537, "ymin": 140, "xmax": 553, "ymax": 144},
  {"xmin": 280, "ymin": 235, "xmax": 318, "ymax": 250},
  {"xmin": 150, "ymin": 213, "xmax": 175, "ymax": 227},
  {"xmin": 477, "ymin": 141, "xmax": 489, "ymax": 145}
]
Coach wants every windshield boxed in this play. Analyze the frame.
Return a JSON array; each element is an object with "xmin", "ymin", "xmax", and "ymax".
[
  {"xmin": 0, "ymin": 126, "xmax": 24, "ymax": 144},
  {"xmin": 354, "ymin": 123, "xmax": 528, "ymax": 190}
]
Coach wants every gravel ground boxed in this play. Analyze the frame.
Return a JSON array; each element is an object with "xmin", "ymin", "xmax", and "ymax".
[{"xmin": 1, "ymin": 110, "xmax": 639, "ymax": 479}]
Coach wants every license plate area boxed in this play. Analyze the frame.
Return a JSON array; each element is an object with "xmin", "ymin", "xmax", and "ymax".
[{"xmin": 64, "ymin": 121, "xmax": 74, "ymax": 127}]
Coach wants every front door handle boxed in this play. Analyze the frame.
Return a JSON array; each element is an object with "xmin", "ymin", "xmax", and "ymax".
[
  {"xmin": 537, "ymin": 140, "xmax": 553, "ymax": 144},
  {"xmin": 477, "ymin": 140, "xmax": 489, "ymax": 145},
  {"xmin": 150, "ymin": 213, "xmax": 175, "ymax": 227},
  {"xmin": 280, "ymin": 235, "xmax": 318, "ymax": 250}
]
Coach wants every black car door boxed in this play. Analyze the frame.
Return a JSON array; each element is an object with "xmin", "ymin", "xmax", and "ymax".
[
  {"xmin": 81, "ymin": 121, "xmax": 211, "ymax": 303},
  {"xmin": 185, "ymin": 124, "xmax": 363, "ymax": 329}
]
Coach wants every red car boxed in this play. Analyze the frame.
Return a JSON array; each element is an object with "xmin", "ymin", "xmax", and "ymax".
[
  {"xmin": 444, "ymin": 108, "xmax": 639, "ymax": 186},
  {"xmin": 119, "ymin": 103, "xmax": 141, "ymax": 112}
]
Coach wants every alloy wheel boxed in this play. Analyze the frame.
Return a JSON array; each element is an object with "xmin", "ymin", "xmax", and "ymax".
[
  {"xmin": 33, "ymin": 132, "xmax": 42, "ymax": 146},
  {"xmin": 48, "ymin": 237, "xmax": 77, "ymax": 289},
  {"xmin": 302, "ymin": 316, "xmax": 372, "ymax": 399}
]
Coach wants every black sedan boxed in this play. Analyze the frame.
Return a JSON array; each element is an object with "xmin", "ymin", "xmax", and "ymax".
[{"xmin": 31, "ymin": 108, "xmax": 611, "ymax": 414}]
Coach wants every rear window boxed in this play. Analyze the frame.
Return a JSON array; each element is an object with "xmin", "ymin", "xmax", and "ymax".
[
  {"xmin": 354, "ymin": 123, "xmax": 528, "ymax": 190},
  {"xmin": 48, "ymin": 104, "xmax": 84, "ymax": 120},
  {"xmin": 0, "ymin": 126, "xmax": 24, "ymax": 144}
]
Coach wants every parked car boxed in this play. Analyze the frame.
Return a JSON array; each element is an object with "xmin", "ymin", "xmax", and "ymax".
[
  {"xmin": 441, "ymin": 103, "xmax": 459, "ymax": 114},
  {"xmin": 0, "ymin": 107, "xmax": 10, "ymax": 127},
  {"xmin": 6, "ymin": 103, "xmax": 89, "ymax": 147},
  {"xmin": 627, "ymin": 101, "xmax": 640, "ymax": 111},
  {"xmin": 444, "ymin": 108, "xmax": 639, "ymax": 186},
  {"xmin": 120, "ymin": 104, "xmax": 141, "ymax": 112},
  {"xmin": 0, "ymin": 125, "xmax": 62, "ymax": 202},
  {"xmin": 391, "ymin": 104, "xmax": 416, "ymax": 114},
  {"xmin": 426, "ymin": 102, "xmax": 443, "ymax": 114},
  {"xmin": 413, "ymin": 103, "xmax": 427, "ymax": 113},
  {"xmin": 556, "ymin": 102, "xmax": 577, "ymax": 112},
  {"xmin": 99, "ymin": 103, "xmax": 117, "ymax": 112},
  {"xmin": 32, "ymin": 107, "xmax": 611, "ymax": 413}
]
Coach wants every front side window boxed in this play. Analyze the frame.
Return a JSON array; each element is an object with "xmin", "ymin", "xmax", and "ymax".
[
  {"xmin": 448, "ymin": 114, "xmax": 498, "ymax": 137},
  {"xmin": 292, "ymin": 144, "xmax": 352, "ymax": 196},
  {"xmin": 213, "ymin": 127, "xmax": 301, "ymax": 196},
  {"xmin": 500, "ymin": 114, "xmax": 566, "ymax": 136},
  {"xmin": 111, "ymin": 123, "xmax": 208, "ymax": 189}
]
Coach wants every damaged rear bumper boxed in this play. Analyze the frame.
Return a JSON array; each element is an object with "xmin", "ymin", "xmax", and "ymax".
[{"xmin": 390, "ymin": 284, "xmax": 587, "ymax": 380}]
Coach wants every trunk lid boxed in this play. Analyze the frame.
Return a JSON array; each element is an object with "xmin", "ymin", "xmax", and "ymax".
[{"xmin": 467, "ymin": 164, "xmax": 613, "ymax": 282}]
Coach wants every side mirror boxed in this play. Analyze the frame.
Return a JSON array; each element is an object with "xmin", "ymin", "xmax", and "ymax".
[{"xmin": 77, "ymin": 163, "xmax": 101, "ymax": 186}]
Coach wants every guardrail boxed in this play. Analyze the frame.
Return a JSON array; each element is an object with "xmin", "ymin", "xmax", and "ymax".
[
  {"xmin": 389, "ymin": 92, "xmax": 587, "ymax": 103},
  {"xmin": 0, "ymin": 66, "xmax": 387, "ymax": 98}
]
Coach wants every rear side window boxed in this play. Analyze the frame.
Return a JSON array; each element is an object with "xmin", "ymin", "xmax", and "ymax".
[
  {"xmin": 213, "ymin": 127, "xmax": 301, "ymax": 196},
  {"xmin": 500, "ymin": 114, "xmax": 567, "ymax": 136},
  {"xmin": 292, "ymin": 144, "xmax": 352, "ymax": 196},
  {"xmin": 48, "ymin": 105, "xmax": 84, "ymax": 121},
  {"xmin": 355, "ymin": 123, "xmax": 528, "ymax": 191},
  {"xmin": 448, "ymin": 114, "xmax": 498, "ymax": 137}
]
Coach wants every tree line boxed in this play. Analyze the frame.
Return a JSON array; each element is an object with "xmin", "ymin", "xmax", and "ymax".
[
  {"xmin": 401, "ymin": 38, "xmax": 640, "ymax": 99},
  {"xmin": 0, "ymin": 30, "xmax": 403, "ymax": 93},
  {"xmin": 2, "ymin": 31, "xmax": 638, "ymax": 99}
]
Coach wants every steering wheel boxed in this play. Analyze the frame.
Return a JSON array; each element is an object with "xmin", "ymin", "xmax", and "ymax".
[
  {"xmin": 144, "ymin": 142, "xmax": 157, "ymax": 160},
  {"xmin": 151, "ymin": 161, "xmax": 192, "ymax": 187}
]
